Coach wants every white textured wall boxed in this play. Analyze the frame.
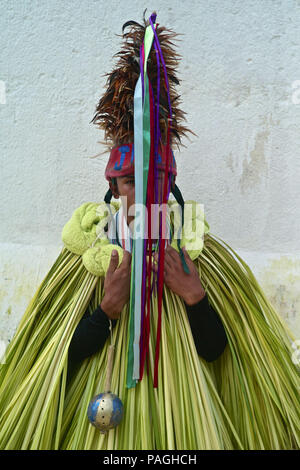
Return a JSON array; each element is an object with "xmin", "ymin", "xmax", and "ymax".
[{"xmin": 1, "ymin": 0, "xmax": 300, "ymax": 346}]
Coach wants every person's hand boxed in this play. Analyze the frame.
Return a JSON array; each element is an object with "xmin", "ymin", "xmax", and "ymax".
[
  {"xmin": 152, "ymin": 245, "xmax": 206, "ymax": 305},
  {"xmin": 100, "ymin": 250, "xmax": 132, "ymax": 320}
]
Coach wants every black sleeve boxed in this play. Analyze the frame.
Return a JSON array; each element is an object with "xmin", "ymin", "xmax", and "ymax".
[
  {"xmin": 68, "ymin": 304, "xmax": 117, "ymax": 371},
  {"xmin": 184, "ymin": 293, "xmax": 228, "ymax": 362},
  {"xmin": 68, "ymin": 292, "xmax": 227, "ymax": 375}
]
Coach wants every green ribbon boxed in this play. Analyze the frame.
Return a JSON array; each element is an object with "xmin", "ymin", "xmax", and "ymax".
[{"xmin": 126, "ymin": 242, "xmax": 136, "ymax": 388}]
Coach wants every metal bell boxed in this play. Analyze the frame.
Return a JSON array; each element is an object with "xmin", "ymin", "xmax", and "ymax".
[{"xmin": 87, "ymin": 391, "xmax": 123, "ymax": 433}]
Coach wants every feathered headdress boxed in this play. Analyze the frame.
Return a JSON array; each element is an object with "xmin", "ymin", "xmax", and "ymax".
[
  {"xmin": 92, "ymin": 12, "xmax": 192, "ymax": 390},
  {"xmin": 91, "ymin": 10, "xmax": 193, "ymax": 151}
]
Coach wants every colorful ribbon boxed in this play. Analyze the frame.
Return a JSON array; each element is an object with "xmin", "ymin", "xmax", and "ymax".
[
  {"xmin": 127, "ymin": 12, "xmax": 179, "ymax": 389},
  {"xmin": 126, "ymin": 19, "xmax": 156, "ymax": 387}
]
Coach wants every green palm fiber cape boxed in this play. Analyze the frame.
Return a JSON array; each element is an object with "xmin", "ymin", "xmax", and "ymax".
[{"xmin": 0, "ymin": 199, "xmax": 299, "ymax": 450}]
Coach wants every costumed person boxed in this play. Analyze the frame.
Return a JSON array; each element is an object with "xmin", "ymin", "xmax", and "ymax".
[{"xmin": 0, "ymin": 12, "xmax": 299, "ymax": 451}]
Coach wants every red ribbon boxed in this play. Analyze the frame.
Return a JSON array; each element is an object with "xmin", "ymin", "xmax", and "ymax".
[
  {"xmin": 153, "ymin": 125, "xmax": 170, "ymax": 388},
  {"xmin": 139, "ymin": 77, "xmax": 155, "ymax": 381}
]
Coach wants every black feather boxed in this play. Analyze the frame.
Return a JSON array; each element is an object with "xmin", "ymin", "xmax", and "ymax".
[{"xmin": 122, "ymin": 21, "xmax": 144, "ymax": 35}]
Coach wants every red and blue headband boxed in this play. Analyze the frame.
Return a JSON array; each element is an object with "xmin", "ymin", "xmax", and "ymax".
[{"xmin": 105, "ymin": 142, "xmax": 177, "ymax": 180}]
